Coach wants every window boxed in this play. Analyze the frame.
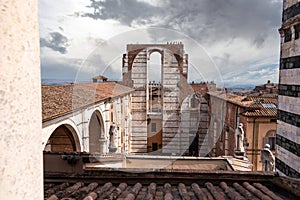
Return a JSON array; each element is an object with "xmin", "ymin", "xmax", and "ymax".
[
  {"xmin": 295, "ymin": 24, "xmax": 300, "ymax": 40},
  {"xmin": 284, "ymin": 28, "xmax": 292, "ymax": 42},
  {"xmin": 151, "ymin": 123, "xmax": 156, "ymax": 132},
  {"xmin": 263, "ymin": 131, "xmax": 276, "ymax": 150}
]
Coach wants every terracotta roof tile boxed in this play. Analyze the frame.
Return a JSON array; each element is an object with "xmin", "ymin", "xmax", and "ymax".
[
  {"xmin": 42, "ymin": 82, "xmax": 133, "ymax": 121},
  {"xmin": 190, "ymin": 83, "xmax": 209, "ymax": 96},
  {"xmin": 242, "ymin": 96, "xmax": 278, "ymax": 117},
  {"xmin": 208, "ymin": 92, "xmax": 278, "ymax": 118},
  {"xmin": 242, "ymin": 108, "xmax": 277, "ymax": 117},
  {"xmin": 44, "ymin": 181, "xmax": 290, "ymax": 200}
]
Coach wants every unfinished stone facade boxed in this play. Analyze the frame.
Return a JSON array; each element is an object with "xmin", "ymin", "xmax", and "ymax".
[
  {"xmin": 277, "ymin": 0, "xmax": 300, "ymax": 178},
  {"xmin": 122, "ymin": 43, "xmax": 206, "ymax": 154}
]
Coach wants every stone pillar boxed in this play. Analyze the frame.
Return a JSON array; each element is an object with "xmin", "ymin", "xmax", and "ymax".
[
  {"xmin": 0, "ymin": 0, "xmax": 43, "ymax": 199},
  {"xmin": 130, "ymin": 50, "xmax": 148, "ymax": 152},
  {"xmin": 162, "ymin": 51, "xmax": 181, "ymax": 154}
]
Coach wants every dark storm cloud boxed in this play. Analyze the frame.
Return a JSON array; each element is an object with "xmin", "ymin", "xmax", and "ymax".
[
  {"xmin": 149, "ymin": 0, "xmax": 281, "ymax": 47},
  {"xmin": 81, "ymin": 0, "xmax": 281, "ymax": 46},
  {"xmin": 40, "ymin": 32, "xmax": 69, "ymax": 54},
  {"xmin": 82, "ymin": 0, "xmax": 160, "ymax": 25}
]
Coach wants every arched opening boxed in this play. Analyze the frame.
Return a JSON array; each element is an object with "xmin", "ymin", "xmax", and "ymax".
[
  {"xmin": 89, "ymin": 111, "xmax": 105, "ymax": 153},
  {"xmin": 148, "ymin": 51, "xmax": 163, "ymax": 113},
  {"xmin": 149, "ymin": 51, "xmax": 162, "ymax": 83},
  {"xmin": 147, "ymin": 51, "xmax": 163, "ymax": 153},
  {"xmin": 45, "ymin": 124, "xmax": 79, "ymax": 152}
]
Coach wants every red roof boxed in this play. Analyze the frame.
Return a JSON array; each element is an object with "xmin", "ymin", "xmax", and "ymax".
[
  {"xmin": 208, "ymin": 92, "xmax": 278, "ymax": 118},
  {"xmin": 44, "ymin": 173, "xmax": 298, "ymax": 199},
  {"xmin": 242, "ymin": 96, "xmax": 278, "ymax": 117},
  {"xmin": 42, "ymin": 82, "xmax": 133, "ymax": 121}
]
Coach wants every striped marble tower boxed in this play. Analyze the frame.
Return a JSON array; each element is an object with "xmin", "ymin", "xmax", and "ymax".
[{"xmin": 277, "ymin": 0, "xmax": 300, "ymax": 178}]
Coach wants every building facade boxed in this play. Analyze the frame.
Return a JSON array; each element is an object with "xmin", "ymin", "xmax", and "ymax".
[
  {"xmin": 277, "ymin": 0, "xmax": 300, "ymax": 177},
  {"xmin": 42, "ymin": 82, "xmax": 133, "ymax": 154},
  {"xmin": 242, "ymin": 95, "xmax": 277, "ymax": 171},
  {"xmin": 122, "ymin": 44, "xmax": 209, "ymax": 155},
  {"xmin": 209, "ymin": 92, "xmax": 278, "ymax": 171}
]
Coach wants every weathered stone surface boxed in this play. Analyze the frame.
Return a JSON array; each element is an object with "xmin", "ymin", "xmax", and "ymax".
[{"xmin": 0, "ymin": 0, "xmax": 43, "ymax": 199}]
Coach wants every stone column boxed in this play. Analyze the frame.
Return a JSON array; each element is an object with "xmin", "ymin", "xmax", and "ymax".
[{"xmin": 0, "ymin": 0, "xmax": 43, "ymax": 199}]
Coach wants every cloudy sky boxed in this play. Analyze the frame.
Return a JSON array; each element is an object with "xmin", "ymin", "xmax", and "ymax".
[{"xmin": 39, "ymin": 0, "xmax": 282, "ymax": 86}]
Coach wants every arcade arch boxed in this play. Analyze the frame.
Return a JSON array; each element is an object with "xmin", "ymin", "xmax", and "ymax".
[
  {"xmin": 44, "ymin": 124, "xmax": 80, "ymax": 152},
  {"xmin": 88, "ymin": 110, "xmax": 105, "ymax": 153}
]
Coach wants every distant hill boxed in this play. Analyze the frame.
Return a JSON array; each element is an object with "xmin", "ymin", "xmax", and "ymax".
[
  {"xmin": 224, "ymin": 83, "xmax": 255, "ymax": 93},
  {"xmin": 42, "ymin": 78, "xmax": 90, "ymax": 86}
]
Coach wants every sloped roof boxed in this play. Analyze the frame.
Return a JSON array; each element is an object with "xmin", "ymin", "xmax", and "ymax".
[
  {"xmin": 208, "ymin": 92, "xmax": 278, "ymax": 118},
  {"xmin": 42, "ymin": 82, "xmax": 134, "ymax": 121},
  {"xmin": 242, "ymin": 96, "xmax": 278, "ymax": 117},
  {"xmin": 44, "ymin": 174, "xmax": 298, "ymax": 199},
  {"xmin": 208, "ymin": 91, "xmax": 253, "ymax": 107},
  {"xmin": 226, "ymin": 93, "xmax": 253, "ymax": 107},
  {"xmin": 43, "ymin": 152, "xmax": 300, "ymax": 199},
  {"xmin": 190, "ymin": 83, "xmax": 209, "ymax": 96}
]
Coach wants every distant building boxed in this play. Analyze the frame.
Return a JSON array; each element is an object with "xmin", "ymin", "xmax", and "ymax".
[
  {"xmin": 277, "ymin": 0, "xmax": 300, "ymax": 177},
  {"xmin": 92, "ymin": 75, "xmax": 108, "ymax": 82},
  {"xmin": 253, "ymin": 80, "xmax": 278, "ymax": 94},
  {"xmin": 208, "ymin": 92, "xmax": 277, "ymax": 171},
  {"xmin": 241, "ymin": 95, "xmax": 277, "ymax": 171}
]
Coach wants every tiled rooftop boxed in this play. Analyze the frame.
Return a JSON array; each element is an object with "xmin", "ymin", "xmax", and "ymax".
[
  {"xmin": 44, "ymin": 180, "xmax": 294, "ymax": 200},
  {"xmin": 43, "ymin": 153, "xmax": 300, "ymax": 200},
  {"xmin": 226, "ymin": 94, "xmax": 253, "ymax": 107},
  {"xmin": 190, "ymin": 83, "xmax": 209, "ymax": 96},
  {"xmin": 242, "ymin": 96, "xmax": 278, "ymax": 117},
  {"xmin": 208, "ymin": 92, "xmax": 278, "ymax": 118},
  {"xmin": 208, "ymin": 91, "xmax": 253, "ymax": 107},
  {"xmin": 242, "ymin": 107, "xmax": 277, "ymax": 117},
  {"xmin": 42, "ymin": 82, "xmax": 133, "ymax": 121}
]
